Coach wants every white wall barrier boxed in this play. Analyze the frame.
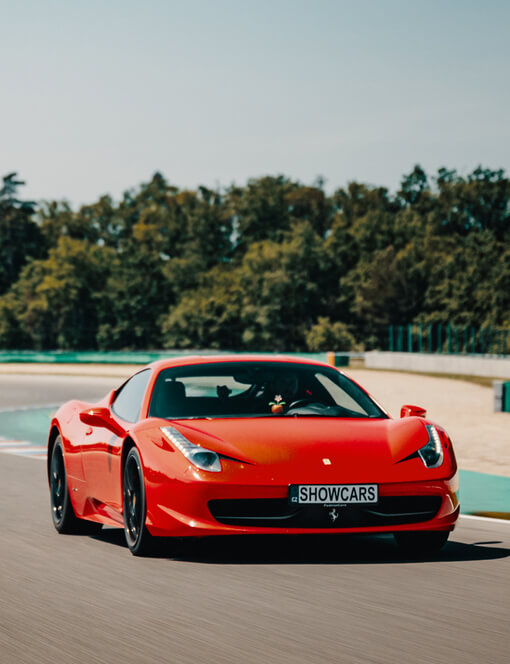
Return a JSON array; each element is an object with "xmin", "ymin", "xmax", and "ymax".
[{"xmin": 364, "ymin": 351, "xmax": 510, "ymax": 379}]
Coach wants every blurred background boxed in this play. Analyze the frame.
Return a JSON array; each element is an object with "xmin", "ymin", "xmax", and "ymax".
[{"xmin": 1, "ymin": 0, "xmax": 509, "ymax": 354}]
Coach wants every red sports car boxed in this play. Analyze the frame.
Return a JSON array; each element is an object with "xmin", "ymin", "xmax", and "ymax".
[{"xmin": 47, "ymin": 355, "xmax": 459, "ymax": 556}]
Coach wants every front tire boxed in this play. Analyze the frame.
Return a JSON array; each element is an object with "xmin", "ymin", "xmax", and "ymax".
[
  {"xmin": 49, "ymin": 437, "xmax": 102, "ymax": 535},
  {"xmin": 394, "ymin": 530, "xmax": 449, "ymax": 556},
  {"xmin": 123, "ymin": 447, "xmax": 156, "ymax": 556}
]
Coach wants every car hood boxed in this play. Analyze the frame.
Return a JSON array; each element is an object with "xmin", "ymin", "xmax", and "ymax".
[{"xmin": 168, "ymin": 416, "xmax": 436, "ymax": 480}]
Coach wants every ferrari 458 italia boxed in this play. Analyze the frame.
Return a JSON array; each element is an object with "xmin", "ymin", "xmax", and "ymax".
[{"xmin": 47, "ymin": 355, "xmax": 459, "ymax": 555}]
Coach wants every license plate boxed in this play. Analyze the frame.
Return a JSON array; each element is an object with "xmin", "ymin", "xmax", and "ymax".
[{"xmin": 289, "ymin": 484, "xmax": 378, "ymax": 506}]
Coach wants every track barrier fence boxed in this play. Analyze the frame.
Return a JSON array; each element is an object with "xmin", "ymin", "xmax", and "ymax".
[{"xmin": 388, "ymin": 323, "xmax": 510, "ymax": 357}]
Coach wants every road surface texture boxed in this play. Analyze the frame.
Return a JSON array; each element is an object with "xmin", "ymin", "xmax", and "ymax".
[
  {"xmin": 0, "ymin": 373, "xmax": 121, "ymax": 409},
  {"xmin": 0, "ymin": 373, "xmax": 509, "ymax": 664}
]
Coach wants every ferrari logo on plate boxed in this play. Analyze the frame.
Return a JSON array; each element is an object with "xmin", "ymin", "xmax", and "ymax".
[{"xmin": 329, "ymin": 508, "xmax": 339, "ymax": 523}]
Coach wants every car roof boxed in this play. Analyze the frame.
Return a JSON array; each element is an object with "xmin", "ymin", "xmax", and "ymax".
[{"xmin": 146, "ymin": 354, "xmax": 334, "ymax": 373}]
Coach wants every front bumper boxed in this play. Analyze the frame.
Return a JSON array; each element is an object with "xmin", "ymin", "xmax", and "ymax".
[{"xmin": 145, "ymin": 473, "xmax": 459, "ymax": 538}]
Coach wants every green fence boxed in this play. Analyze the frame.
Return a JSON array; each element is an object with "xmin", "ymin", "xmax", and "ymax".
[
  {"xmin": 504, "ymin": 382, "xmax": 510, "ymax": 413},
  {"xmin": 0, "ymin": 350, "xmax": 333, "ymax": 365},
  {"xmin": 388, "ymin": 324, "xmax": 510, "ymax": 356}
]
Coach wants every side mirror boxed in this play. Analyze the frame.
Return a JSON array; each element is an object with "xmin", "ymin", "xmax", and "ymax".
[
  {"xmin": 79, "ymin": 407, "xmax": 125, "ymax": 437},
  {"xmin": 400, "ymin": 404, "xmax": 427, "ymax": 419}
]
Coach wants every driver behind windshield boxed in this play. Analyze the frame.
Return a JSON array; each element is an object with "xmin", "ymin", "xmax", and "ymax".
[
  {"xmin": 149, "ymin": 361, "xmax": 386, "ymax": 420},
  {"xmin": 264, "ymin": 372, "xmax": 299, "ymax": 411}
]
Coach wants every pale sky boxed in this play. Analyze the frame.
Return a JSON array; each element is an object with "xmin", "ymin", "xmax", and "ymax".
[{"xmin": 2, "ymin": 0, "xmax": 509, "ymax": 206}]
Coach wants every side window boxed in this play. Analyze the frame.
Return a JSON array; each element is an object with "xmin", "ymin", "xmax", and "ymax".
[
  {"xmin": 315, "ymin": 373, "xmax": 367, "ymax": 415},
  {"xmin": 112, "ymin": 370, "xmax": 151, "ymax": 422}
]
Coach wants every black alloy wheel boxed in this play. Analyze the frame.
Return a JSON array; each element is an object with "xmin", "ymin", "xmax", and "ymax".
[
  {"xmin": 50, "ymin": 440, "xmax": 68, "ymax": 530},
  {"xmin": 49, "ymin": 437, "xmax": 102, "ymax": 535},
  {"xmin": 123, "ymin": 447, "xmax": 155, "ymax": 556}
]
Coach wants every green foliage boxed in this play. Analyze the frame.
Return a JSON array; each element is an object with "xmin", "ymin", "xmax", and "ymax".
[
  {"xmin": 160, "ymin": 265, "xmax": 243, "ymax": 349},
  {"xmin": 0, "ymin": 173, "xmax": 43, "ymax": 294},
  {"xmin": 235, "ymin": 222, "xmax": 327, "ymax": 350},
  {"xmin": 305, "ymin": 318, "xmax": 356, "ymax": 352},
  {"xmin": 0, "ymin": 166, "xmax": 509, "ymax": 350},
  {"xmin": 418, "ymin": 231, "xmax": 504, "ymax": 327},
  {"xmin": 0, "ymin": 237, "xmax": 115, "ymax": 349}
]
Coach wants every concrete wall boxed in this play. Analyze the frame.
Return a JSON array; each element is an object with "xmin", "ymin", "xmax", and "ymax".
[{"xmin": 365, "ymin": 351, "xmax": 510, "ymax": 379}]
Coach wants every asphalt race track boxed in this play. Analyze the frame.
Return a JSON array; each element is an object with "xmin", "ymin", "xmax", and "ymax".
[{"xmin": 1, "ymin": 375, "xmax": 509, "ymax": 664}]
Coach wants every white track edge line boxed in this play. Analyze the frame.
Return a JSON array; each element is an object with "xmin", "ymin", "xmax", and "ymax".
[{"xmin": 460, "ymin": 514, "xmax": 510, "ymax": 525}]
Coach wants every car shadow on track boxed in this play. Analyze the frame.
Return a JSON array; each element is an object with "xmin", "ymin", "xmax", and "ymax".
[{"xmin": 92, "ymin": 529, "xmax": 510, "ymax": 564}]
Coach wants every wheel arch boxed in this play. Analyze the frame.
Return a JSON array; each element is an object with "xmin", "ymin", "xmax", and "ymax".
[
  {"xmin": 120, "ymin": 436, "xmax": 157, "ymax": 555},
  {"xmin": 120, "ymin": 436, "xmax": 137, "ymax": 486},
  {"xmin": 47, "ymin": 425, "xmax": 61, "ymax": 483}
]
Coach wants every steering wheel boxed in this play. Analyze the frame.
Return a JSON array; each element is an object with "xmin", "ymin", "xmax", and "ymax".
[{"xmin": 288, "ymin": 399, "xmax": 313, "ymax": 409}]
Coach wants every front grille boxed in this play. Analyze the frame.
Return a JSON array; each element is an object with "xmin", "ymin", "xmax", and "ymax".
[{"xmin": 208, "ymin": 495, "xmax": 442, "ymax": 528}]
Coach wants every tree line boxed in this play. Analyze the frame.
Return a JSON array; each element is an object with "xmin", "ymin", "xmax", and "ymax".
[{"xmin": 0, "ymin": 166, "xmax": 508, "ymax": 351}]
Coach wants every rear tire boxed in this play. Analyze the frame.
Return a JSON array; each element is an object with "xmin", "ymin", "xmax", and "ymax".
[
  {"xmin": 49, "ymin": 437, "xmax": 102, "ymax": 535},
  {"xmin": 123, "ymin": 447, "xmax": 157, "ymax": 556},
  {"xmin": 394, "ymin": 530, "xmax": 449, "ymax": 556}
]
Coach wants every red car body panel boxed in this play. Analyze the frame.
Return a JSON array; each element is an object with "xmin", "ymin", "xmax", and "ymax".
[{"xmin": 48, "ymin": 355, "xmax": 459, "ymax": 538}]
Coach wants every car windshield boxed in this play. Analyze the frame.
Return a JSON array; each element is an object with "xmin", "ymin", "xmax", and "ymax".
[{"xmin": 148, "ymin": 361, "xmax": 387, "ymax": 420}]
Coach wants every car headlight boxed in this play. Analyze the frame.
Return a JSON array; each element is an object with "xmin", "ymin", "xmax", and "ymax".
[
  {"xmin": 161, "ymin": 426, "xmax": 222, "ymax": 472},
  {"xmin": 418, "ymin": 425, "xmax": 444, "ymax": 468}
]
